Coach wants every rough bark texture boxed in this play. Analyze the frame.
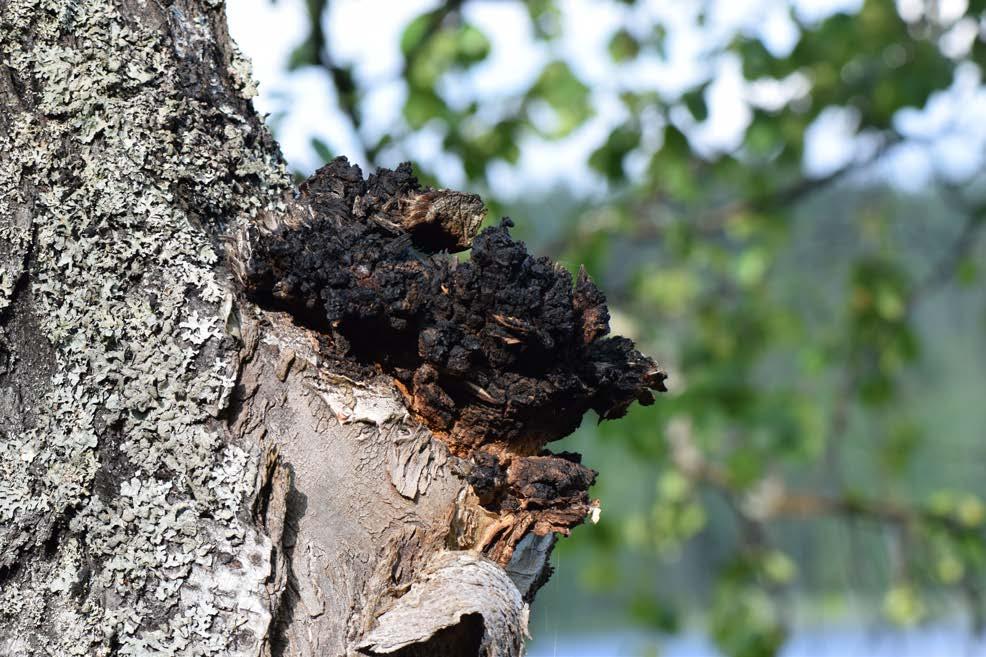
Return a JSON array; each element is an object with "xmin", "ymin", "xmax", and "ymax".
[{"xmin": 0, "ymin": 2, "xmax": 665, "ymax": 656}]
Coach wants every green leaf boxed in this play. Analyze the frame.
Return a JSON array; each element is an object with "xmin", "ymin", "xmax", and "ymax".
[
  {"xmin": 403, "ymin": 87, "xmax": 446, "ymax": 129},
  {"xmin": 883, "ymin": 585, "xmax": 925, "ymax": 627},
  {"xmin": 455, "ymin": 24, "xmax": 491, "ymax": 65},
  {"xmin": 957, "ymin": 258, "xmax": 978, "ymax": 285},
  {"xmin": 682, "ymin": 84, "xmax": 709, "ymax": 122},
  {"xmin": 761, "ymin": 550, "xmax": 797, "ymax": 585},
  {"xmin": 732, "ymin": 36, "xmax": 788, "ymax": 80},
  {"xmin": 589, "ymin": 123, "xmax": 640, "ymax": 182},
  {"xmin": 404, "ymin": 19, "xmax": 490, "ymax": 89},
  {"xmin": 310, "ymin": 137, "xmax": 333, "ymax": 164},
  {"xmin": 725, "ymin": 448, "xmax": 764, "ymax": 488},
  {"xmin": 400, "ymin": 11, "xmax": 440, "ymax": 56},
  {"xmin": 525, "ymin": 0, "xmax": 562, "ymax": 40},
  {"xmin": 956, "ymin": 495, "xmax": 985, "ymax": 528},
  {"xmin": 879, "ymin": 421, "xmax": 920, "ymax": 476},
  {"xmin": 629, "ymin": 593, "xmax": 679, "ymax": 632},
  {"xmin": 608, "ymin": 28, "xmax": 640, "ymax": 62},
  {"xmin": 710, "ymin": 563, "xmax": 787, "ymax": 657},
  {"xmin": 527, "ymin": 60, "xmax": 593, "ymax": 138},
  {"xmin": 287, "ymin": 37, "xmax": 318, "ymax": 70},
  {"xmin": 744, "ymin": 112, "xmax": 785, "ymax": 159},
  {"xmin": 648, "ymin": 125, "xmax": 698, "ymax": 200}
]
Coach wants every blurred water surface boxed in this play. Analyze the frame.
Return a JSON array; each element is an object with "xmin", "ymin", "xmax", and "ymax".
[{"xmin": 528, "ymin": 626, "xmax": 986, "ymax": 657}]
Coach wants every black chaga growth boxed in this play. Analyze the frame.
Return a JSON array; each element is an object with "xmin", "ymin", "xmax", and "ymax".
[
  {"xmin": 467, "ymin": 451, "xmax": 598, "ymax": 522},
  {"xmin": 238, "ymin": 157, "xmax": 666, "ymax": 455},
  {"xmin": 236, "ymin": 157, "xmax": 667, "ymax": 559}
]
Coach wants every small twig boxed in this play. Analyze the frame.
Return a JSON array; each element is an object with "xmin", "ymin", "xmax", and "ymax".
[
  {"xmin": 679, "ymin": 451, "xmax": 977, "ymax": 538},
  {"xmin": 695, "ymin": 135, "xmax": 902, "ymax": 234}
]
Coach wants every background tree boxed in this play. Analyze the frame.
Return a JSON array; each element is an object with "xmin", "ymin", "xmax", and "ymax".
[{"xmin": 264, "ymin": 0, "xmax": 986, "ymax": 655}]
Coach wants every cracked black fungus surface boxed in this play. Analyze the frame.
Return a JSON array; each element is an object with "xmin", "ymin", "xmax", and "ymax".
[
  {"xmin": 242, "ymin": 157, "xmax": 667, "ymax": 453},
  {"xmin": 466, "ymin": 450, "xmax": 597, "ymax": 516}
]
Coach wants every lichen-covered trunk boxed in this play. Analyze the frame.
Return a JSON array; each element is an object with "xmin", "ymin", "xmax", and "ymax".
[{"xmin": 0, "ymin": 2, "xmax": 664, "ymax": 656}]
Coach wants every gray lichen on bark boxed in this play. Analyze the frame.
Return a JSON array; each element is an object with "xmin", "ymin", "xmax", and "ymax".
[{"xmin": 1, "ymin": 0, "xmax": 289, "ymax": 653}]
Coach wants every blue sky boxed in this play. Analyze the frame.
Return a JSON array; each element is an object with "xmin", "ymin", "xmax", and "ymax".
[{"xmin": 227, "ymin": 0, "xmax": 986, "ymax": 198}]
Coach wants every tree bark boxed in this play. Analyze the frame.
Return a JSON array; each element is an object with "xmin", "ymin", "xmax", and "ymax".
[{"xmin": 0, "ymin": 2, "xmax": 664, "ymax": 656}]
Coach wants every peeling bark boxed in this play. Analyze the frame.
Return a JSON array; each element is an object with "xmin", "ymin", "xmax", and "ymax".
[{"xmin": 0, "ymin": 1, "xmax": 664, "ymax": 656}]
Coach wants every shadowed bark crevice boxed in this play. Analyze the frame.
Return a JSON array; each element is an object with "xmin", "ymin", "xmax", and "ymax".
[
  {"xmin": 266, "ymin": 483, "xmax": 307, "ymax": 657},
  {"xmin": 0, "ymin": 262, "xmax": 58, "ymax": 570},
  {"xmin": 377, "ymin": 612, "xmax": 484, "ymax": 657}
]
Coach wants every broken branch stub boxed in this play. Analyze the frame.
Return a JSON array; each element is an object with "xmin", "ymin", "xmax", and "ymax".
[{"xmin": 235, "ymin": 156, "xmax": 667, "ymax": 560}]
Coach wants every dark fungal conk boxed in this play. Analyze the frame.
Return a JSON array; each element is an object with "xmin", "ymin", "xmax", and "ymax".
[
  {"xmin": 466, "ymin": 450, "xmax": 598, "ymax": 526},
  {"xmin": 240, "ymin": 157, "xmax": 667, "ymax": 455},
  {"xmin": 238, "ymin": 157, "xmax": 665, "ymax": 556}
]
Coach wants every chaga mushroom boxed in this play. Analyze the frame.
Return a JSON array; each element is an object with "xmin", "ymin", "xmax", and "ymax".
[
  {"xmin": 235, "ymin": 156, "xmax": 667, "ymax": 560},
  {"xmin": 238, "ymin": 157, "xmax": 666, "ymax": 453}
]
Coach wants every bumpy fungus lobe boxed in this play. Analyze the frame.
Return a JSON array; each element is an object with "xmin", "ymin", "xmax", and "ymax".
[
  {"xmin": 467, "ymin": 451, "xmax": 598, "ymax": 528},
  {"xmin": 240, "ymin": 157, "xmax": 666, "ymax": 554}
]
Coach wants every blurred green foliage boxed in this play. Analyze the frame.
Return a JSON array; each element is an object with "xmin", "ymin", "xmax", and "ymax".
[{"xmin": 278, "ymin": 1, "xmax": 986, "ymax": 655}]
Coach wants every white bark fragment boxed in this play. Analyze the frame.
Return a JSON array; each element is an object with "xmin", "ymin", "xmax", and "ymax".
[
  {"xmin": 358, "ymin": 551, "xmax": 528, "ymax": 657},
  {"xmin": 315, "ymin": 380, "xmax": 404, "ymax": 427}
]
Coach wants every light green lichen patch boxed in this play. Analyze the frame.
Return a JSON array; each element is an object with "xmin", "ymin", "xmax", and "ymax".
[{"xmin": 0, "ymin": 0, "xmax": 289, "ymax": 654}]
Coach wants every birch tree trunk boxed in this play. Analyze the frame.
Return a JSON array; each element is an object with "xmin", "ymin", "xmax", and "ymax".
[{"xmin": 0, "ymin": 2, "xmax": 665, "ymax": 656}]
